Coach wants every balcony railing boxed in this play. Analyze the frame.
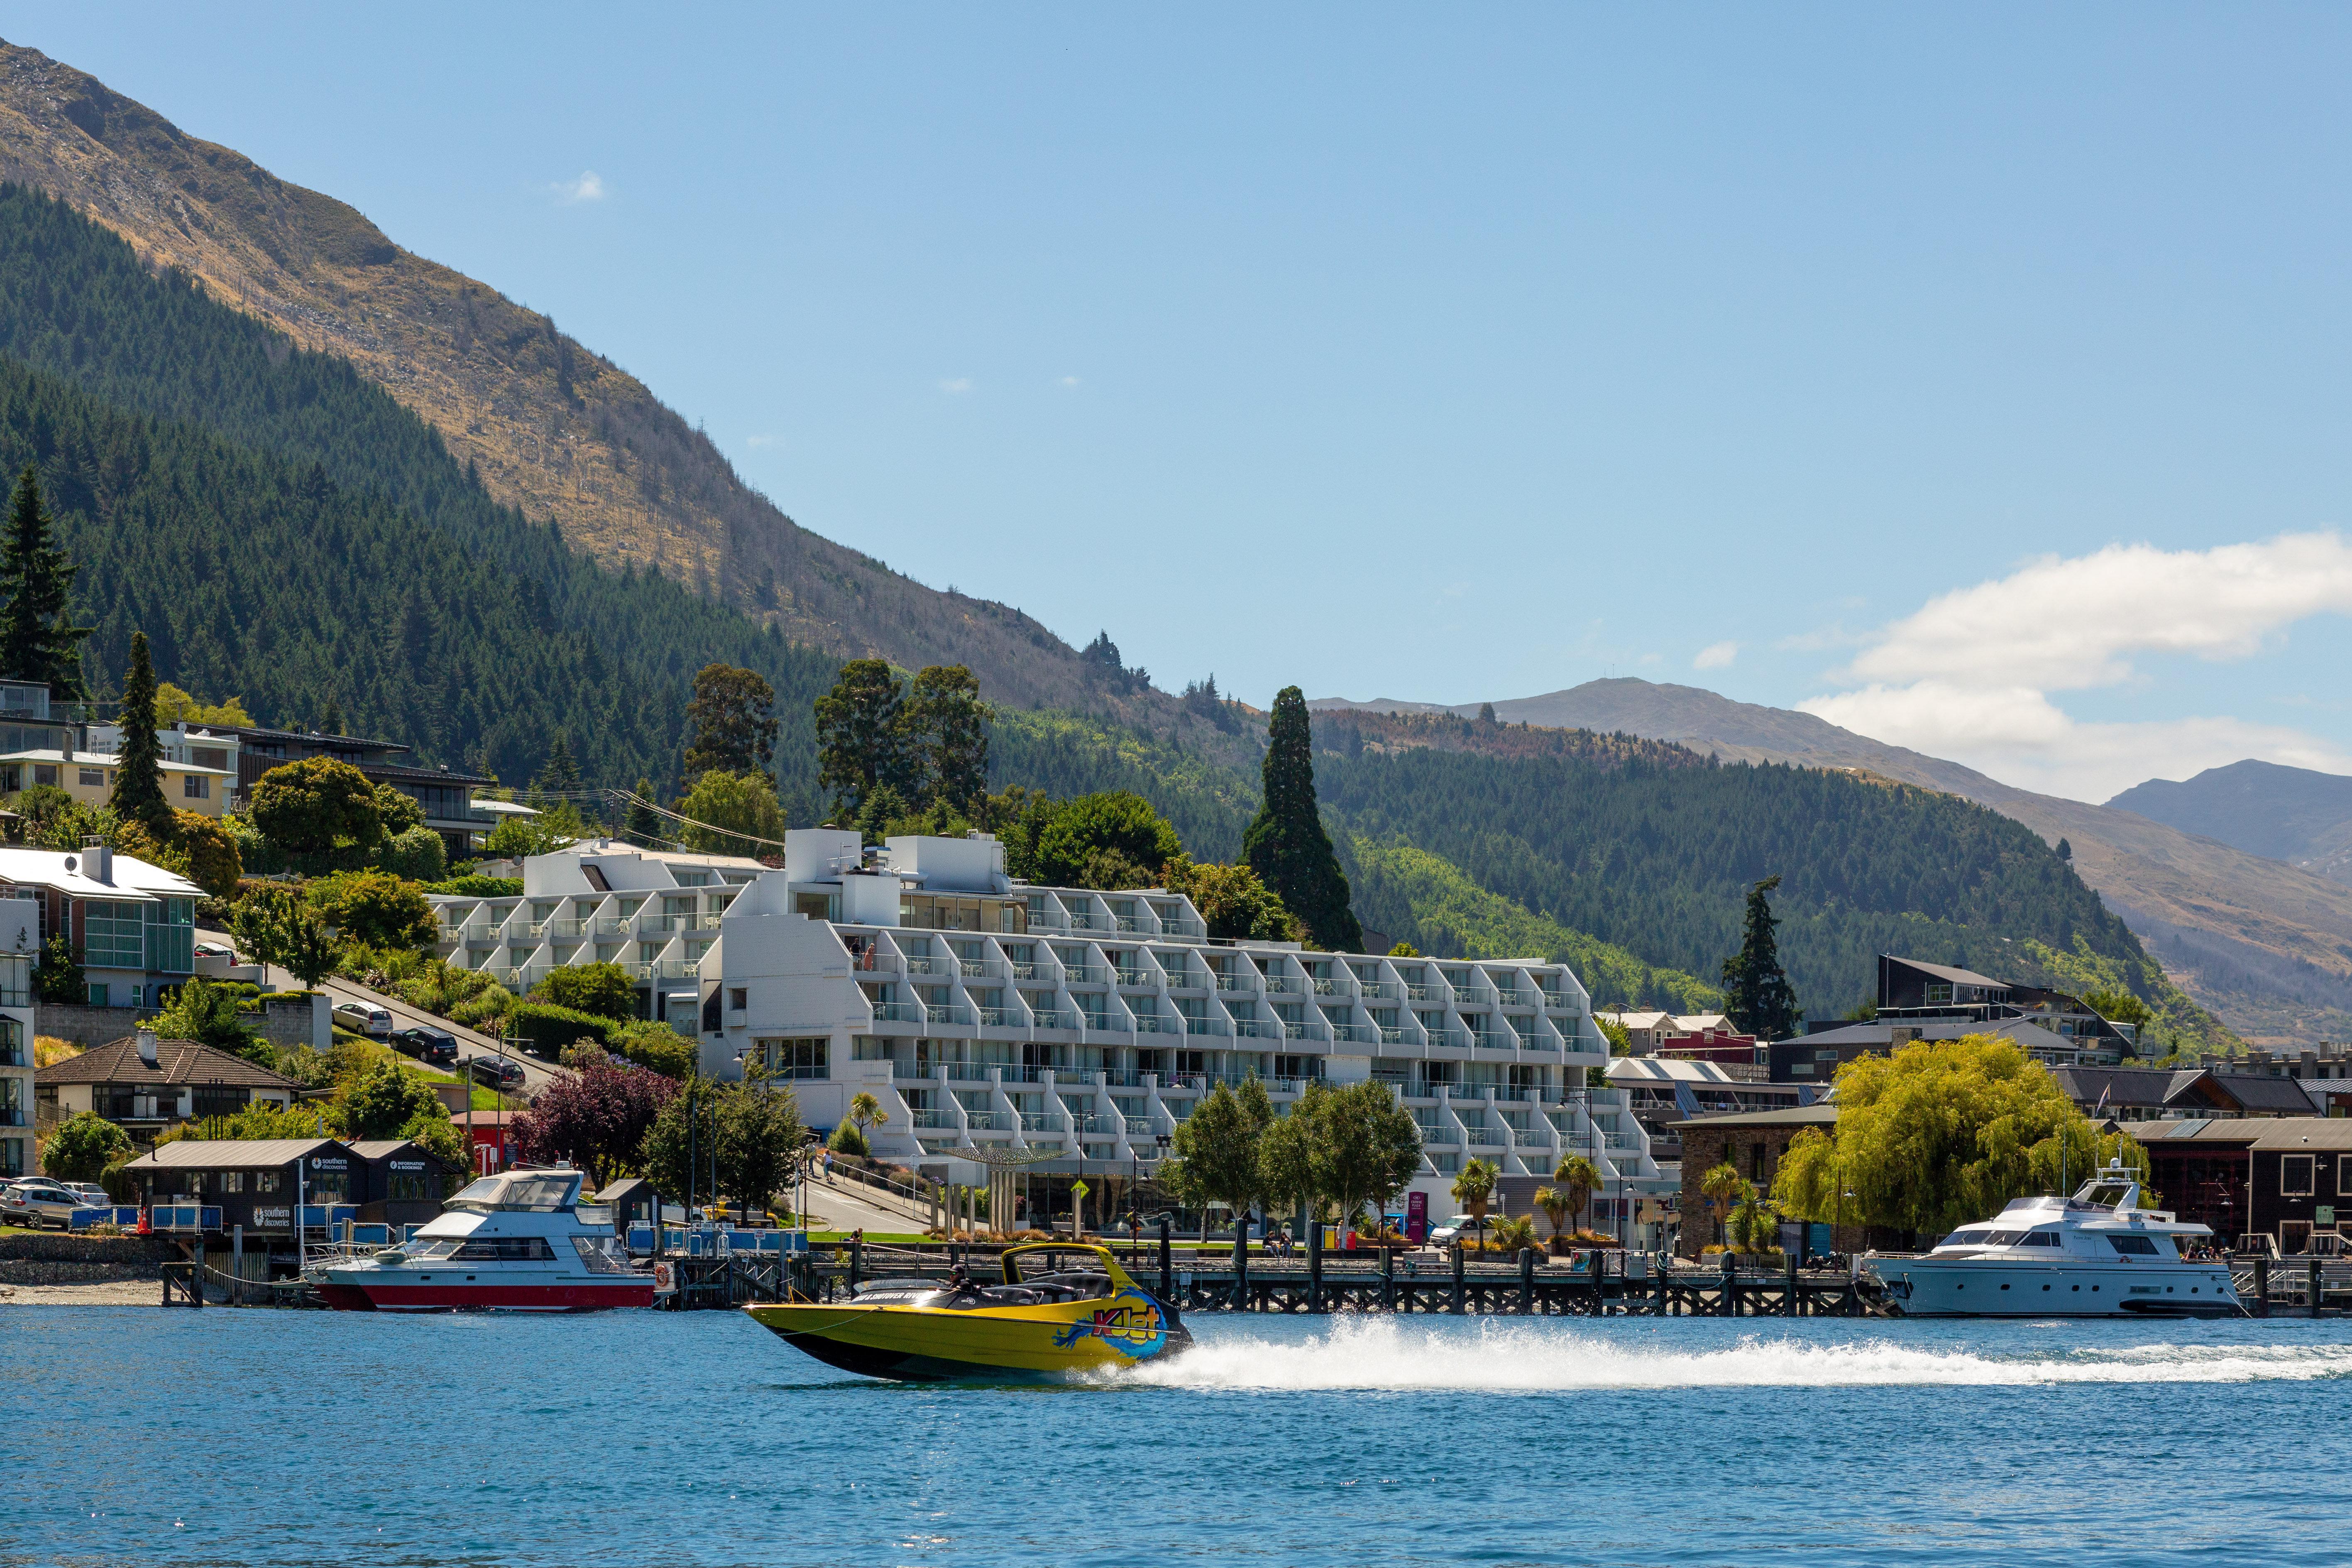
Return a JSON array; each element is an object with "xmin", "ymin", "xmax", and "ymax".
[
  {"xmin": 976, "ymin": 1007, "xmax": 1021, "ymax": 1027},
  {"xmin": 1182, "ymin": 1017, "xmax": 1226, "ymax": 1036},
  {"xmin": 1360, "ymin": 981, "xmax": 1401, "ymax": 1000},
  {"xmin": 1494, "ymin": 988, "xmax": 1533, "ymax": 1006},
  {"xmin": 1262, "ymin": 976, "xmax": 1301, "ymax": 995},
  {"xmin": 465, "ymin": 925, "xmax": 499, "ymax": 943},
  {"xmin": 1017, "ymin": 1112, "xmax": 1061, "ymax": 1132},
  {"xmin": 925, "ymin": 1005, "xmax": 968, "ymax": 1026},
  {"xmin": 1065, "ymin": 912, "xmax": 1098, "ymax": 930},
  {"xmin": 1311, "ymin": 977, "xmax": 1347, "ymax": 996},
  {"xmin": 1113, "ymin": 968, "xmax": 1149, "ymax": 988},
  {"xmin": 1406, "ymin": 984, "xmax": 1446, "ymax": 1003},
  {"xmin": 1123, "ymin": 1116, "xmax": 1154, "ymax": 1135},
  {"xmin": 870, "ymin": 1003, "xmax": 924, "ymax": 1023},
  {"xmin": 910, "ymin": 1108, "xmax": 955, "ymax": 1128},
  {"xmin": 1029, "ymin": 1010, "xmax": 1076, "ymax": 1031},
  {"xmin": 1512, "ymin": 1128, "xmax": 1551, "ymax": 1147},
  {"xmin": 1009, "ymin": 961, "xmax": 1058, "ymax": 982},
  {"xmin": 1160, "ymin": 917, "xmax": 1207, "ymax": 938},
  {"xmin": 1330, "ymin": 1024, "xmax": 1376, "ymax": 1044},
  {"xmin": 960, "ymin": 960, "xmax": 995, "ymax": 978},
  {"xmin": 1214, "ymin": 975, "xmax": 1257, "ymax": 994},
  {"xmin": 1079, "ymin": 1014, "xmax": 1122, "ymax": 1034},
  {"xmin": 1464, "ymin": 1126, "xmax": 1504, "ymax": 1147},
  {"xmin": 1134, "ymin": 1015, "xmax": 1181, "ymax": 1035},
  {"xmin": 1102, "ymin": 1069, "xmax": 1145, "ymax": 1087},
  {"xmin": 1378, "ymin": 1027, "xmax": 1407, "ymax": 1045},
  {"xmin": 891, "ymin": 1059, "xmax": 936, "ymax": 1079},
  {"xmin": 1606, "ymin": 1132, "xmax": 1643, "ymax": 1152},
  {"xmin": 903, "ymin": 956, "xmax": 949, "ymax": 976},
  {"xmin": 1063, "ymin": 964, "xmax": 1110, "ymax": 985},
  {"xmin": 1471, "ymin": 1032, "xmax": 1517, "ymax": 1051},
  {"xmin": 1234, "ymin": 1019, "xmax": 1283, "ymax": 1039},
  {"xmin": 943, "ymin": 1062, "xmax": 993, "ymax": 1081},
  {"xmin": 963, "ymin": 1111, "xmax": 998, "ymax": 1130}
]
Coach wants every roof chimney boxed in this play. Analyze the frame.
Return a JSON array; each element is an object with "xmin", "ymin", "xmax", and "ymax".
[
  {"xmin": 135, "ymin": 1027, "xmax": 158, "ymax": 1068},
  {"xmin": 83, "ymin": 835, "xmax": 111, "ymax": 884}
]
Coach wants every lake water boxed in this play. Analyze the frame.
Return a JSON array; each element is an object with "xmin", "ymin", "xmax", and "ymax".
[{"xmin": 7, "ymin": 1307, "xmax": 2350, "ymax": 1566}]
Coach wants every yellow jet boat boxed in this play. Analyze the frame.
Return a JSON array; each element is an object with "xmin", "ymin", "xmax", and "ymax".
[{"xmin": 744, "ymin": 1243, "xmax": 1193, "ymax": 1382}]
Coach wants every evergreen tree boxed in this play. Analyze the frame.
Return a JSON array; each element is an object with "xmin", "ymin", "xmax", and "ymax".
[
  {"xmin": 901, "ymin": 663, "xmax": 991, "ymax": 813},
  {"xmin": 1242, "ymin": 686, "xmax": 1363, "ymax": 951},
  {"xmin": 625, "ymin": 778, "xmax": 662, "ymax": 844},
  {"xmin": 532, "ymin": 733, "xmax": 582, "ymax": 797},
  {"xmin": 321, "ymin": 698, "xmax": 344, "ymax": 736},
  {"xmin": 2056, "ymin": 838, "xmax": 2072, "ymax": 863},
  {"xmin": 1720, "ymin": 874, "xmax": 1800, "ymax": 1041},
  {"xmin": 814, "ymin": 658, "xmax": 909, "ymax": 820},
  {"xmin": 682, "ymin": 663, "xmax": 778, "ymax": 784},
  {"xmin": 108, "ymin": 630, "xmax": 172, "ymax": 832},
  {"xmin": 0, "ymin": 464, "xmax": 89, "ymax": 699}
]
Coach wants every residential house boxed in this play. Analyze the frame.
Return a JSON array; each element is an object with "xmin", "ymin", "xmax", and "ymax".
[
  {"xmin": 0, "ymin": 843, "xmax": 203, "ymax": 1009},
  {"xmin": 0, "ymin": 897, "xmax": 33, "ymax": 1180},
  {"xmin": 2139, "ymin": 1117, "xmax": 2352, "ymax": 1255},
  {"xmin": 1597, "ymin": 1010, "xmax": 1748, "ymax": 1057},
  {"xmin": 208, "ymin": 724, "xmax": 494, "ymax": 858},
  {"xmin": 1875, "ymin": 954, "xmax": 2137, "ymax": 1059},
  {"xmin": 0, "ymin": 746, "xmax": 237, "ymax": 817},
  {"xmin": 2052, "ymin": 1064, "xmax": 2326, "ymax": 1122},
  {"xmin": 37, "ymin": 1028, "xmax": 298, "ymax": 1143},
  {"xmin": 84, "ymin": 719, "xmax": 242, "ymax": 815}
]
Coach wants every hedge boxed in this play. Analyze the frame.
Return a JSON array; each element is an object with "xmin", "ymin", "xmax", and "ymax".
[{"xmin": 509, "ymin": 1002, "xmax": 621, "ymax": 1057}]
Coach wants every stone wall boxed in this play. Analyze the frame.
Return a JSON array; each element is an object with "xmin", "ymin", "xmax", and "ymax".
[
  {"xmin": 1676, "ymin": 1117, "xmax": 1869, "ymax": 1259},
  {"xmin": 33, "ymin": 1002, "xmax": 146, "ymax": 1048},
  {"xmin": 0, "ymin": 1231, "xmax": 170, "ymax": 1284},
  {"xmin": 34, "ymin": 992, "xmax": 327, "ymax": 1050}
]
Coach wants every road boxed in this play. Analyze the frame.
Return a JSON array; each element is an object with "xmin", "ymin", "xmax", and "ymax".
[{"xmin": 252, "ymin": 960, "xmax": 573, "ymax": 1099}]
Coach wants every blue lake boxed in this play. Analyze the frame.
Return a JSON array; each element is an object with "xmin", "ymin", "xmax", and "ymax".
[{"xmin": 7, "ymin": 1307, "xmax": 2350, "ymax": 1566}]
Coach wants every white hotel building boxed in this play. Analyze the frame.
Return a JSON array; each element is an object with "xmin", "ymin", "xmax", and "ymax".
[{"xmin": 427, "ymin": 829, "xmax": 1670, "ymax": 1232}]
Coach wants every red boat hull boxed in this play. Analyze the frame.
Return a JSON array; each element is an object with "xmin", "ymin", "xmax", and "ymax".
[{"xmin": 320, "ymin": 1277, "xmax": 653, "ymax": 1312}]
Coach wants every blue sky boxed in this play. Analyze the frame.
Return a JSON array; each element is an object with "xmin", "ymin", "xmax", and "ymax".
[{"xmin": 8, "ymin": 5, "xmax": 2352, "ymax": 802}]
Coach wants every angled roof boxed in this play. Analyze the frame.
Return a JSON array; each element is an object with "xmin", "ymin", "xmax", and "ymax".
[
  {"xmin": 2249, "ymin": 1119, "xmax": 2352, "ymax": 1152},
  {"xmin": 2050, "ymin": 1066, "xmax": 2179, "ymax": 1107},
  {"xmin": 349, "ymin": 1139, "xmax": 460, "ymax": 1169},
  {"xmin": 2134, "ymin": 1118, "xmax": 2262, "ymax": 1145},
  {"xmin": 37, "ymin": 1035, "xmax": 300, "ymax": 1090},
  {"xmin": 0, "ymin": 845, "xmax": 203, "ymax": 901},
  {"xmin": 1664, "ymin": 1103, "xmax": 1839, "ymax": 1131},
  {"xmin": 2192, "ymin": 1072, "xmax": 2329, "ymax": 1114},
  {"xmin": 124, "ymin": 1137, "xmax": 350, "ymax": 1169},
  {"xmin": 1886, "ymin": 956, "xmax": 2009, "ymax": 990}
]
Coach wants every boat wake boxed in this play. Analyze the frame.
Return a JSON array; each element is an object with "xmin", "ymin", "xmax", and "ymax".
[{"xmin": 1117, "ymin": 1318, "xmax": 2352, "ymax": 1391}]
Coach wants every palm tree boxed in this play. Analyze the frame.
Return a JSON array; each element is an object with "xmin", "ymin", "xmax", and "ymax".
[
  {"xmin": 1730, "ymin": 1188, "xmax": 1780, "ymax": 1255},
  {"xmin": 1553, "ymin": 1153, "xmax": 1603, "ymax": 1241},
  {"xmin": 1699, "ymin": 1162, "xmax": 1748, "ymax": 1251},
  {"xmin": 1532, "ymin": 1184, "xmax": 1572, "ymax": 1254},
  {"xmin": 847, "ymin": 1091, "xmax": 888, "ymax": 1132},
  {"xmin": 1489, "ymin": 1215, "xmax": 1538, "ymax": 1253},
  {"xmin": 1450, "ymin": 1157, "xmax": 1498, "ymax": 1251}
]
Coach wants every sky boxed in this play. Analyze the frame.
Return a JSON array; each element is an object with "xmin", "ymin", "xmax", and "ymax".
[{"xmin": 7, "ymin": 5, "xmax": 2352, "ymax": 805}]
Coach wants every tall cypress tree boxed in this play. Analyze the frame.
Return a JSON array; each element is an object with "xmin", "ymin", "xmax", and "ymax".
[
  {"xmin": 1242, "ymin": 686, "xmax": 1362, "ymax": 951},
  {"xmin": 1720, "ymin": 874, "xmax": 1800, "ymax": 1040},
  {"xmin": 0, "ymin": 465, "xmax": 90, "ymax": 700},
  {"xmin": 110, "ymin": 630, "xmax": 173, "ymax": 832},
  {"xmin": 625, "ymin": 778, "xmax": 663, "ymax": 844}
]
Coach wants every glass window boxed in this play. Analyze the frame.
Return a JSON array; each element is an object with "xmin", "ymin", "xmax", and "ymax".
[
  {"xmin": 83, "ymin": 901, "xmax": 145, "ymax": 970},
  {"xmin": 78, "ymin": 768, "xmax": 104, "ymax": 786},
  {"xmin": 257, "ymin": 1172, "xmax": 281, "ymax": 1194},
  {"xmin": 181, "ymin": 775, "xmax": 210, "ymax": 800},
  {"xmin": 1924, "ymin": 982, "xmax": 1953, "ymax": 1004},
  {"xmin": 145, "ymin": 900, "xmax": 194, "ymax": 974},
  {"xmin": 768, "ymin": 1038, "xmax": 828, "ymax": 1080},
  {"xmin": 2282, "ymin": 1155, "xmax": 2315, "ymax": 1196},
  {"xmin": 2105, "ymin": 1235, "xmax": 2159, "ymax": 1255},
  {"xmin": 2339, "ymin": 1161, "xmax": 2352, "ymax": 1198},
  {"xmin": 32, "ymin": 764, "xmax": 56, "ymax": 788}
]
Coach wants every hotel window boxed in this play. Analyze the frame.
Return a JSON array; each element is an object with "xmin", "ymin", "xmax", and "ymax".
[
  {"xmin": 2282, "ymin": 1155, "xmax": 2315, "ymax": 1196},
  {"xmin": 79, "ymin": 768, "xmax": 105, "ymax": 787},
  {"xmin": 182, "ymin": 775, "xmax": 210, "ymax": 800},
  {"xmin": 766, "ymin": 1038, "xmax": 829, "ymax": 1080},
  {"xmin": 1923, "ymin": 983, "xmax": 1954, "ymax": 1005}
]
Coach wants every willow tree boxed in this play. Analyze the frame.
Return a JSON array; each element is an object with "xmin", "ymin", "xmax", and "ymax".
[{"xmin": 1773, "ymin": 1033, "xmax": 2151, "ymax": 1240}]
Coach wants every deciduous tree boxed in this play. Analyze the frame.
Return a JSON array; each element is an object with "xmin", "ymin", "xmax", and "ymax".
[
  {"xmin": 43, "ymin": 1110, "xmax": 129, "ymax": 1182},
  {"xmin": 533, "ymin": 961, "xmax": 638, "ymax": 1021},
  {"xmin": 516, "ymin": 1054, "xmax": 680, "ymax": 1187},
  {"xmin": 250, "ymin": 757, "xmax": 383, "ymax": 860},
  {"xmin": 1166, "ymin": 1077, "xmax": 1272, "ymax": 1237},
  {"xmin": 1160, "ymin": 855, "xmax": 1298, "ymax": 941},
  {"xmin": 675, "ymin": 768, "xmax": 787, "ymax": 856}
]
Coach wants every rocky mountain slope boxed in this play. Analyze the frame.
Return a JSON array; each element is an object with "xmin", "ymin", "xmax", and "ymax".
[
  {"xmin": 1316, "ymin": 680, "xmax": 2352, "ymax": 1047},
  {"xmin": 2108, "ymin": 761, "xmax": 2352, "ymax": 885},
  {"xmin": 0, "ymin": 39, "xmax": 1167, "ymax": 721}
]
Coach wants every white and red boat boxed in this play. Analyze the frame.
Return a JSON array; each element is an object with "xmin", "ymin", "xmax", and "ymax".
[{"xmin": 316, "ymin": 1166, "xmax": 653, "ymax": 1311}]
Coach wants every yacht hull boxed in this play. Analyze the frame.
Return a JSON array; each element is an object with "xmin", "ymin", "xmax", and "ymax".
[
  {"xmin": 319, "ymin": 1268, "xmax": 653, "ymax": 1312},
  {"xmin": 1870, "ymin": 1258, "xmax": 2240, "ymax": 1318}
]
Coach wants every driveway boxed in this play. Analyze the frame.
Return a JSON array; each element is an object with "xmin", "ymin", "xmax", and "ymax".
[{"xmin": 252, "ymin": 961, "xmax": 572, "ymax": 1099}]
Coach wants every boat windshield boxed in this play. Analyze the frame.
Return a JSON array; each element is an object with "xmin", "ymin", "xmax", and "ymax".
[
  {"xmin": 447, "ymin": 1172, "xmax": 582, "ymax": 1212},
  {"xmin": 2080, "ymin": 1182, "xmax": 2133, "ymax": 1209}
]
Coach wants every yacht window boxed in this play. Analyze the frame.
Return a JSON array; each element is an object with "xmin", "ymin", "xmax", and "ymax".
[
  {"xmin": 1937, "ymin": 1228, "xmax": 1990, "ymax": 1248},
  {"xmin": 2105, "ymin": 1235, "xmax": 2160, "ymax": 1255},
  {"xmin": 2016, "ymin": 1230, "xmax": 2063, "ymax": 1247},
  {"xmin": 572, "ymin": 1236, "xmax": 629, "ymax": 1274},
  {"xmin": 1980, "ymin": 1230, "xmax": 2029, "ymax": 1246},
  {"xmin": 452, "ymin": 1236, "xmax": 560, "ymax": 1261},
  {"xmin": 448, "ymin": 1177, "xmax": 508, "ymax": 1209},
  {"xmin": 2083, "ymin": 1184, "xmax": 2131, "ymax": 1208},
  {"xmin": 402, "ymin": 1239, "xmax": 460, "ymax": 1259}
]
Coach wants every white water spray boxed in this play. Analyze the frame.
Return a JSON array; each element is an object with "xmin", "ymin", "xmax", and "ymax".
[{"xmin": 1118, "ymin": 1318, "xmax": 2352, "ymax": 1391}]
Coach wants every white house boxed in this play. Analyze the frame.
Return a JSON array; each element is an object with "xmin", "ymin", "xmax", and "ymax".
[
  {"xmin": 0, "ymin": 844, "xmax": 203, "ymax": 1011},
  {"xmin": 0, "ymin": 897, "xmax": 35, "ymax": 1182}
]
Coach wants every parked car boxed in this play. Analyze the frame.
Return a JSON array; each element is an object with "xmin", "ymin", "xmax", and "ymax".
[
  {"xmin": 464, "ymin": 1055, "xmax": 526, "ymax": 1090},
  {"xmin": 1427, "ymin": 1214, "xmax": 1482, "ymax": 1248},
  {"xmin": 193, "ymin": 939, "xmax": 235, "ymax": 961},
  {"xmin": 391, "ymin": 1027, "xmax": 460, "ymax": 1065},
  {"xmin": 2, "ymin": 1180, "xmax": 90, "ymax": 1230},
  {"xmin": 334, "ymin": 1001, "xmax": 395, "ymax": 1038},
  {"xmin": 66, "ymin": 1183, "xmax": 112, "ymax": 1208}
]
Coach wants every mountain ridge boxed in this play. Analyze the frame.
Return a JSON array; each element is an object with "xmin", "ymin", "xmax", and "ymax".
[
  {"xmin": 0, "ymin": 38, "xmax": 1181, "ymax": 725},
  {"xmin": 2107, "ymin": 760, "xmax": 2352, "ymax": 884},
  {"xmin": 1315, "ymin": 679, "xmax": 2352, "ymax": 1046}
]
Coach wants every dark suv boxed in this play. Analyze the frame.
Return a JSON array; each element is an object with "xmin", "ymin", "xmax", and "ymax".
[{"xmin": 392, "ymin": 1027, "xmax": 460, "ymax": 1065}]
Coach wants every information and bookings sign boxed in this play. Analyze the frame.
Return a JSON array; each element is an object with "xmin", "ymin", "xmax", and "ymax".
[{"xmin": 1406, "ymin": 1191, "xmax": 1428, "ymax": 1243}]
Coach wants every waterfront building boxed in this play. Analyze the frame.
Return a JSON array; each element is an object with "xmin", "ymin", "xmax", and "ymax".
[
  {"xmin": 0, "ymin": 896, "xmax": 32, "ymax": 1181},
  {"xmin": 1666, "ymin": 1101, "xmax": 1853, "ymax": 1258},
  {"xmin": 2138, "ymin": 1116, "xmax": 2352, "ymax": 1255},
  {"xmin": 695, "ymin": 828, "xmax": 1671, "ymax": 1232},
  {"xmin": 120, "ymin": 1134, "xmax": 454, "ymax": 1232}
]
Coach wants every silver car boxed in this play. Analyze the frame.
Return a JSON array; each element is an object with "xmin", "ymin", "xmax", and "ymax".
[
  {"xmin": 334, "ymin": 1000, "xmax": 395, "ymax": 1038},
  {"xmin": 3, "ymin": 1180, "xmax": 88, "ymax": 1230}
]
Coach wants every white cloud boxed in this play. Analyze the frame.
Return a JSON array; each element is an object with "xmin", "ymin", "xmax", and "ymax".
[
  {"xmin": 1801, "ymin": 532, "xmax": 2352, "ymax": 802},
  {"xmin": 746, "ymin": 434, "xmax": 775, "ymax": 450},
  {"xmin": 938, "ymin": 377, "xmax": 973, "ymax": 395},
  {"xmin": 1694, "ymin": 640, "xmax": 1738, "ymax": 670},
  {"xmin": 550, "ymin": 171, "xmax": 606, "ymax": 204},
  {"xmin": 1059, "ymin": 375, "xmax": 1081, "ymax": 388}
]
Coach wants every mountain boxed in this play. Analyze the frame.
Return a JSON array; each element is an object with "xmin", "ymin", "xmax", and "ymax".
[
  {"xmin": 2108, "ymin": 761, "xmax": 2352, "ymax": 884},
  {"xmin": 1315, "ymin": 680, "xmax": 2352, "ymax": 1047},
  {"xmin": 0, "ymin": 38, "xmax": 1175, "ymax": 723}
]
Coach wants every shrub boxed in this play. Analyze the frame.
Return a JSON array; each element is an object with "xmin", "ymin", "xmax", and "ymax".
[
  {"xmin": 374, "ymin": 825, "xmax": 448, "ymax": 883},
  {"xmin": 43, "ymin": 1112, "xmax": 132, "ymax": 1183},
  {"xmin": 510, "ymin": 1001, "xmax": 621, "ymax": 1057},
  {"xmin": 250, "ymin": 757, "xmax": 383, "ymax": 859},
  {"xmin": 171, "ymin": 810, "xmax": 244, "ymax": 898},
  {"xmin": 306, "ymin": 870, "xmax": 435, "ymax": 949},
  {"xmin": 611, "ymin": 1019, "xmax": 696, "ymax": 1078},
  {"xmin": 533, "ymin": 962, "xmax": 637, "ymax": 1021},
  {"xmin": 826, "ymin": 1120, "xmax": 872, "ymax": 1157},
  {"xmin": 423, "ymin": 875, "xmax": 523, "ymax": 898}
]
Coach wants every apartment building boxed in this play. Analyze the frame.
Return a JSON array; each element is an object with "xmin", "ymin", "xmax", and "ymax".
[
  {"xmin": 0, "ymin": 897, "xmax": 34, "ymax": 1181},
  {"xmin": 699, "ymin": 828, "xmax": 1672, "ymax": 1233},
  {"xmin": 0, "ymin": 844, "xmax": 201, "ymax": 1010},
  {"xmin": 425, "ymin": 841, "xmax": 768, "ymax": 1023}
]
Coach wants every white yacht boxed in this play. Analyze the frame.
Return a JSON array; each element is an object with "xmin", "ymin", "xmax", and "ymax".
[
  {"xmin": 317, "ymin": 1167, "xmax": 653, "ymax": 1312},
  {"xmin": 1868, "ymin": 1161, "xmax": 2241, "ymax": 1318}
]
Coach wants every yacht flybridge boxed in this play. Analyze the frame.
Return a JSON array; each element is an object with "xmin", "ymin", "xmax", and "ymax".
[
  {"xmin": 316, "ymin": 1167, "xmax": 652, "ymax": 1312},
  {"xmin": 1868, "ymin": 1160, "xmax": 2242, "ymax": 1318}
]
